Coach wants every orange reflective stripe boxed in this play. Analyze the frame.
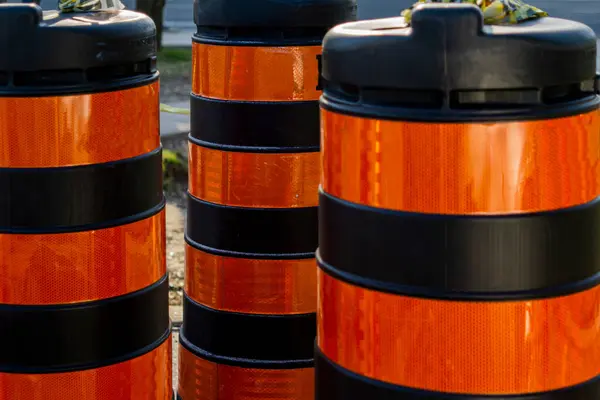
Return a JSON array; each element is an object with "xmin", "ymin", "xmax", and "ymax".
[
  {"xmin": 0, "ymin": 82, "xmax": 159, "ymax": 168},
  {"xmin": 178, "ymin": 345, "xmax": 314, "ymax": 400},
  {"xmin": 192, "ymin": 42, "xmax": 321, "ymax": 101},
  {"xmin": 189, "ymin": 143, "xmax": 319, "ymax": 208},
  {"xmin": 317, "ymin": 270, "xmax": 600, "ymax": 395},
  {"xmin": 0, "ymin": 210, "xmax": 165, "ymax": 305},
  {"xmin": 186, "ymin": 244, "xmax": 316, "ymax": 314},
  {"xmin": 321, "ymin": 109, "xmax": 600, "ymax": 214},
  {"xmin": 0, "ymin": 338, "xmax": 171, "ymax": 400}
]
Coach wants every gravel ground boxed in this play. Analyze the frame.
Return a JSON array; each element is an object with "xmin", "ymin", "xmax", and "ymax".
[
  {"xmin": 163, "ymin": 128, "xmax": 189, "ymax": 307},
  {"xmin": 161, "ymin": 79, "xmax": 191, "ymax": 107},
  {"xmin": 160, "ymin": 45, "xmax": 191, "ymax": 307},
  {"xmin": 159, "ymin": 50, "xmax": 191, "ymax": 393},
  {"xmin": 164, "ymin": 139, "xmax": 186, "ymax": 392}
]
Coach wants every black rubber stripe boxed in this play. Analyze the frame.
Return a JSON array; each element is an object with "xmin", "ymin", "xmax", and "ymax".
[
  {"xmin": 192, "ymin": 34, "xmax": 324, "ymax": 47},
  {"xmin": 0, "ymin": 275, "xmax": 170, "ymax": 373},
  {"xmin": 186, "ymin": 235, "xmax": 315, "ymax": 261},
  {"xmin": 0, "ymin": 74, "xmax": 159, "ymax": 98},
  {"xmin": 180, "ymin": 329, "xmax": 313, "ymax": 370},
  {"xmin": 318, "ymin": 256, "xmax": 600, "ymax": 303},
  {"xmin": 319, "ymin": 190, "xmax": 600, "ymax": 298},
  {"xmin": 181, "ymin": 293, "xmax": 315, "ymax": 364},
  {"xmin": 188, "ymin": 135, "xmax": 320, "ymax": 154},
  {"xmin": 190, "ymin": 93, "xmax": 320, "ymax": 151},
  {"xmin": 187, "ymin": 193, "xmax": 318, "ymax": 256},
  {"xmin": 0, "ymin": 148, "xmax": 164, "ymax": 233},
  {"xmin": 320, "ymin": 96, "xmax": 600, "ymax": 124},
  {"xmin": 315, "ymin": 348, "xmax": 600, "ymax": 400}
]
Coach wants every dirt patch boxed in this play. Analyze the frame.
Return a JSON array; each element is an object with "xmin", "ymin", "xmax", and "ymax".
[{"xmin": 164, "ymin": 136, "xmax": 188, "ymax": 307}]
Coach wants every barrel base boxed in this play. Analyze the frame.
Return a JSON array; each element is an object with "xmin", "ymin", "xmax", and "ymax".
[{"xmin": 315, "ymin": 347, "xmax": 600, "ymax": 399}]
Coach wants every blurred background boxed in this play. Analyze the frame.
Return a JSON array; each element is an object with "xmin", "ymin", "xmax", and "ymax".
[{"xmin": 39, "ymin": 0, "xmax": 600, "ymax": 45}]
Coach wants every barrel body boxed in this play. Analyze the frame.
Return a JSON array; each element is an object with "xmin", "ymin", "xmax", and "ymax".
[
  {"xmin": 0, "ymin": 5, "xmax": 171, "ymax": 399},
  {"xmin": 317, "ymin": 5, "xmax": 600, "ymax": 399},
  {"xmin": 178, "ymin": 1, "xmax": 356, "ymax": 399}
]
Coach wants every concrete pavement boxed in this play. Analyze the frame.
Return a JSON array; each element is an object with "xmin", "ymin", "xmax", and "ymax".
[
  {"xmin": 160, "ymin": 101, "xmax": 190, "ymax": 140},
  {"xmin": 162, "ymin": 28, "xmax": 193, "ymax": 47}
]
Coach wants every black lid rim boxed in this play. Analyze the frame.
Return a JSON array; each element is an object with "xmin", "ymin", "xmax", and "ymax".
[
  {"xmin": 318, "ymin": 254, "xmax": 600, "ymax": 302},
  {"xmin": 192, "ymin": 34, "xmax": 323, "ymax": 47},
  {"xmin": 193, "ymin": 0, "xmax": 357, "ymax": 29},
  {"xmin": 321, "ymin": 93, "xmax": 600, "ymax": 123},
  {"xmin": 0, "ymin": 73, "xmax": 159, "ymax": 97}
]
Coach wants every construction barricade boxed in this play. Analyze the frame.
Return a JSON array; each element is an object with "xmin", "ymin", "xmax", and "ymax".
[
  {"xmin": 178, "ymin": 0, "xmax": 357, "ymax": 399},
  {"xmin": 317, "ymin": 4, "xmax": 600, "ymax": 399},
  {"xmin": 0, "ymin": 4, "xmax": 171, "ymax": 399}
]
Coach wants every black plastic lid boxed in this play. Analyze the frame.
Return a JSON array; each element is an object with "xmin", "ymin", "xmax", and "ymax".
[
  {"xmin": 321, "ymin": 4, "xmax": 600, "ymax": 121},
  {"xmin": 0, "ymin": 4, "xmax": 157, "ymax": 95},
  {"xmin": 193, "ymin": 0, "xmax": 357, "ymax": 44}
]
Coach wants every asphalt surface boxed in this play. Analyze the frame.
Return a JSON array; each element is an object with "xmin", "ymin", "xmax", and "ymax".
[{"xmin": 38, "ymin": 0, "xmax": 600, "ymax": 34}]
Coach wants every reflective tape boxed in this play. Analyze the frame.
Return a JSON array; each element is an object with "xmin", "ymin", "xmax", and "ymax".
[
  {"xmin": 192, "ymin": 43, "xmax": 321, "ymax": 102},
  {"xmin": 317, "ymin": 269, "xmax": 600, "ymax": 395},
  {"xmin": 186, "ymin": 244, "xmax": 316, "ymax": 314},
  {"xmin": 0, "ymin": 82, "xmax": 159, "ymax": 168},
  {"xmin": 0, "ymin": 209, "xmax": 165, "ymax": 305},
  {"xmin": 321, "ymin": 109, "xmax": 600, "ymax": 214},
  {"xmin": 188, "ymin": 143, "xmax": 319, "ymax": 208}
]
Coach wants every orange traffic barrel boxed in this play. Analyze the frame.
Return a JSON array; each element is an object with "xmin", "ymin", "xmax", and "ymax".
[
  {"xmin": 178, "ymin": 0, "xmax": 356, "ymax": 399},
  {"xmin": 317, "ymin": 4, "xmax": 600, "ymax": 399},
  {"xmin": 0, "ymin": 4, "xmax": 171, "ymax": 400}
]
